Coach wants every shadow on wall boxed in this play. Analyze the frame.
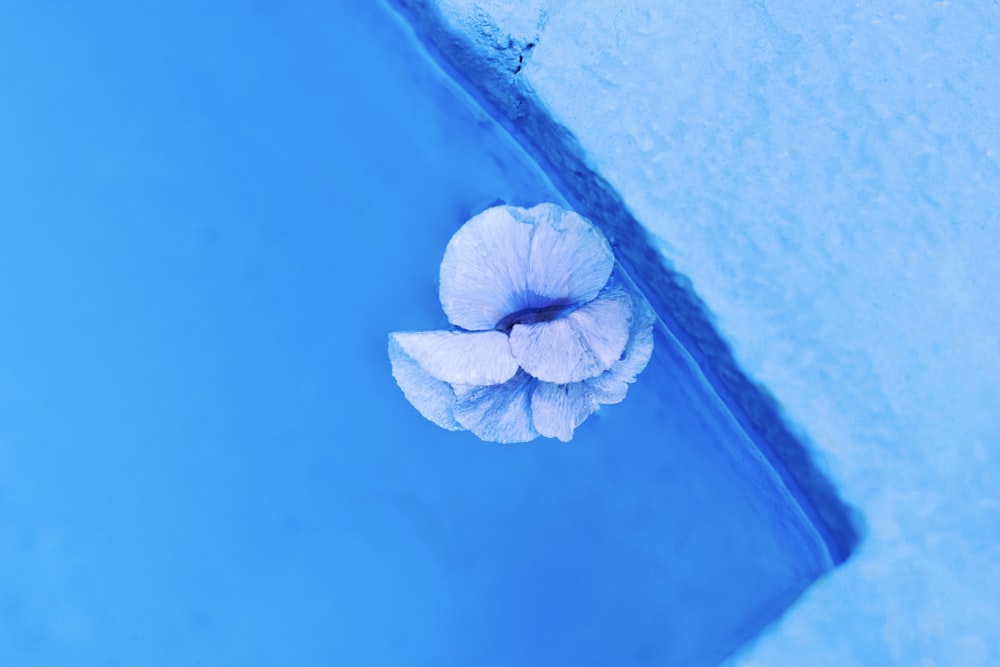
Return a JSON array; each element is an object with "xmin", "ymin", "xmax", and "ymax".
[{"xmin": 390, "ymin": 0, "xmax": 861, "ymax": 566}]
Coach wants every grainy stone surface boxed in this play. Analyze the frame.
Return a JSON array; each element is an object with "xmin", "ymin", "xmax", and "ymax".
[{"xmin": 409, "ymin": 1, "xmax": 1000, "ymax": 664}]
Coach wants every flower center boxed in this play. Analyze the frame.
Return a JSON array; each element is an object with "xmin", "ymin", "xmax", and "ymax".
[{"xmin": 495, "ymin": 301, "xmax": 578, "ymax": 332}]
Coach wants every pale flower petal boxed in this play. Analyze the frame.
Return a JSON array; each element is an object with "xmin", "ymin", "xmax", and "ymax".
[
  {"xmin": 387, "ymin": 335, "xmax": 462, "ymax": 431},
  {"xmin": 439, "ymin": 206, "xmax": 533, "ymax": 331},
  {"xmin": 390, "ymin": 330, "xmax": 518, "ymax": 386},
  {"xmin": 452, "ymin": 372, "xmax": 539, "ymax": 444},
  {"xmin": 509, "ymin": 287, "xmax": 633, "ymax": 384},
  {"xmin": 531, "ymin": 381, "xmax": 599, "ymax": 442},
  {"xmin": 515, "ymin": 203, "xmax": 615, "ymax": 312},
  {"xmin": 440, "ymin": 204, "xmax": 614, "ymax": 331},
  {"xmin": 583, "ymin": 291, "xmax": 656, "ymax": 404}
]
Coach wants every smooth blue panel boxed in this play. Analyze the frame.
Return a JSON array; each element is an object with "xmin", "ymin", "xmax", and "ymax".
[{"xmin": 1, "ymin": 2, "xmax": 831, "ymax": 665}]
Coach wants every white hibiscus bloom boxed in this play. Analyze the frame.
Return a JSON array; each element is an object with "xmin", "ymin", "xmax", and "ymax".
[{"xmin": 388, "ymin": 203, "xmax": 655, "ymax": 443}]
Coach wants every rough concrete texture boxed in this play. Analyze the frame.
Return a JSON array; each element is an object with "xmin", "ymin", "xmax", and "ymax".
[{"xmin": 403, "ymin": 1, "xmax": 1000, "ymax": 664}]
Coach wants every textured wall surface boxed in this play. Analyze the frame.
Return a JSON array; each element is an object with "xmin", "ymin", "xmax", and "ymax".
[{"xmin": 407, "ymin": 1, "xmax": 1000, "ymax": 664}]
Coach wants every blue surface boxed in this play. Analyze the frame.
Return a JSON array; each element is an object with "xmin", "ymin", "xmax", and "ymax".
[
  {"xmin": 394, "ymin": 3, "xmax": 1000, "ymax": 664},
  {"xmin": 2, "ymin": 2, "xmax": 837, "ymax": 665}
]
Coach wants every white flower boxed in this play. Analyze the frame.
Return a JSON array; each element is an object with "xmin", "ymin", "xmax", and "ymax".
[{"xmin": 388, "ymin": 203, "xmax": 655, "ymax": 443}]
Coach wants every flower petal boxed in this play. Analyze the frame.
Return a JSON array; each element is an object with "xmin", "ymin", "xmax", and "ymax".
[
  {"xmin": 452, "ymin": 371, "xmax": 539, "ymax": 443},
  {"xmin": 516, "ymin": 203, "xmax": 614, "ymax": 307},
  {"xmin": 439, "ymin": 204, "xmax": 614, "ymax": 331},
  {"xmin": 387, "ymin": 335, "xmax": 462, "ymax": 431},
  {"xmin": 509, "ymin": 287, "xmax": 633, "ymax": 383},
  {"xmin": 583, "ymin": 292, "xmax": 656, "ymax": 404},
  {"xmin": 439, "ymin": 206, "xmax": 533, "ymax": 331},
  {"xmin": 390, "ymin": 330, "xmax": 518, "ymax": 385},
  {"xmin": 531, "ymin": 381, "xmax": 599, "ymax": 442}
]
